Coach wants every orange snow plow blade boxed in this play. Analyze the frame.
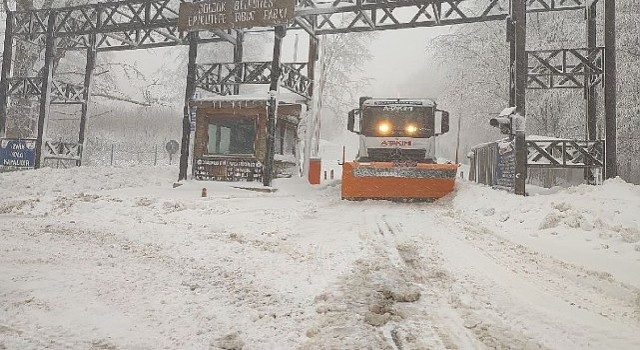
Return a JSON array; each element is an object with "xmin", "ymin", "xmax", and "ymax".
[{"xmin": 341, "ymin": 162, "xmax": 457, "ymax": 201}]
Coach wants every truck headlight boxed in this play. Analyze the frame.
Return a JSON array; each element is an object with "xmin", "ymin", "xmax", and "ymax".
[
  {"xmin": 405, "ymin": 124, "xmax": 418, "ymax": 134},
  {"xmin": 377, "ymin": 122, "xmax": 391, "ymax": 134}
]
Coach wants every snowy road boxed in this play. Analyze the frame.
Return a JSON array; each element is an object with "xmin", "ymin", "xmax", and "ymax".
[{"xmin": 1, "ymin": 166, "xmax": 639, "ymax": 349}]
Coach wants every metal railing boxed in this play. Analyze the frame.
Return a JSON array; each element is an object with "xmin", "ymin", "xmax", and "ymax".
[{"xmin": 469, "ymin": 138, "xmax": 607, "ymax": 190}]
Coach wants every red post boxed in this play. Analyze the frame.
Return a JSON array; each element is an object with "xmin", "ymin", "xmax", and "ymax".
[{"xmin": 308, "ymin": 157, "xmax": 321, "ymax": 184}]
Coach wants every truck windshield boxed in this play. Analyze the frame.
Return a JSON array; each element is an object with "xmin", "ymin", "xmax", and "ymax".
[{"xmin": 362, "ymin": 106, "xmax": 433, "ymax": 138}]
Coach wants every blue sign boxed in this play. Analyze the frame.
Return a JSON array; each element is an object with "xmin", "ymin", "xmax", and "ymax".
[{"xmin": 0, "ymin": 138, "xmax": 36, "ymax": 169}]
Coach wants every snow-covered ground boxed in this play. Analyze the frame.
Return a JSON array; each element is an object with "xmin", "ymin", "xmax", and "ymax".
[{"xmin": 1, "ymin": 166, "xmax": 639, "ymax": 349}]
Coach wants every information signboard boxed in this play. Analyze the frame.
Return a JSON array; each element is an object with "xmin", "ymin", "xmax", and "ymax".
[
  {"xmin": 195, "ymin": 158, "xmax": 263, "ymax": 182},
  {"xmin": 178, "ymin": 0, "xmax": 295, "ymax": 31},
  {"xmin": 494, "ymin": 139, "xmax": 516, "ymax": 192},
  {"xmin": 0, "ymin": 138, "xmax": 36, "ymax": 169}
]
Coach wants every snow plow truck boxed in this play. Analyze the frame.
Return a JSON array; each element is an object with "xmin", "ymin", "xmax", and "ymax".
[{"xmin": 341, "ymin": 97, "xmax": 457, "ymax": 201}]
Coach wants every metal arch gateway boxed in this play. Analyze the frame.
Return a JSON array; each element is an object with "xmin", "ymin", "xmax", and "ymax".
[
  {"xmin": 0, "ymin": 0, "xmax": 595, "ymax": 49},
  {"xmin": 0, "ymin": 0, "xmax": 616, "ymax": 188}
]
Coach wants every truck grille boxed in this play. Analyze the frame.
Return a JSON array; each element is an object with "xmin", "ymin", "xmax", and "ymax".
[{"xmin": 361, "ymin": 148, "xmax": 427, "ymax": 162}]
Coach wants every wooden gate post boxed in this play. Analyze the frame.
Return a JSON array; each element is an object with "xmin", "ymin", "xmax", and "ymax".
[
  {"xmin": 604, "ymin": 0, "xmax": 617, "ymax": 179},
  {"xmin": 35, "ymin": 11, "xmax": 58, "ymax": 169},
  {"xmin": 0, "ymin": 11, "xmax": 14, "ymax": 137},
  {"xmin": 511, "ymin": 0, "xmax": 526, "ymax": 114},
  {"xmin": 515, "ymin": 129, "xmax": 526, "ymax": 196},
  {"xmin": 179, "ymin": 31, "xmax": 198, "ymax": 181},
  {"xmin": 78, "ymin": 34, "xmax": 97, "ymax": 166},
  {"xmin": 263, "ymin": 25, "xmax": 286, "ymax": 187}
]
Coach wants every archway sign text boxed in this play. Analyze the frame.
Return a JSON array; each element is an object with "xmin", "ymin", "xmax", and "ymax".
[{"xmin": 179, "ymin": 0, "xmax": 295, "ymax": 31}]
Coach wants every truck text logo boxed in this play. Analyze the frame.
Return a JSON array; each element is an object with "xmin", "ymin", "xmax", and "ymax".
[
  {"xmin": 382, "ymin": 106, "xmax": 414, "ymax": 112},
  {"xmin": 381, "ymin": 140, "xmax": 412, "ymax": 147}
]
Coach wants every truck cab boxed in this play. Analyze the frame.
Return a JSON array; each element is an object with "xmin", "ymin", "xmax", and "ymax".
[{"xmin": 347, "ymin": 98, "xmax": 449, "ymax": 163}]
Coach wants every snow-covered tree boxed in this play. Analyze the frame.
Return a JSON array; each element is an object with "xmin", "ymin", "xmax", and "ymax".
[{"xmin": 425, "ymin": 1, "xmax": 640, "ymax": 183}]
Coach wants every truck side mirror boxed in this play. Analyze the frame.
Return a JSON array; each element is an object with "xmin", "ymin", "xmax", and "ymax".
[
  {"xmin": 435, "ymin": 109, "xmax": 450, "ymax": 135},
  {"xmin": 347, "ymin": 110, "xmax": 355, "ymax": 131},
  {"xmin": 441, "ymin": 111, "xmax": 450, "ymax": 134},
  {"xmin": 347, "ymin": 109, "xmax": 360, "ymax": 134}
]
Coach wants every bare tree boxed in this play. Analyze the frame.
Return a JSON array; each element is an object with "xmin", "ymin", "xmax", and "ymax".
[
  {"xmin": 427, "ymin": 21, "xmax": 510, "ymax": 161},
  {"xmin": 312, "ymin": 32, "xmax": 375, "ymax": 141}
]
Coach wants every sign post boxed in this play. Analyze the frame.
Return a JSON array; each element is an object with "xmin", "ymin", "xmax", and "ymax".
[{"xmin": 166, "ymin": 140, "xmax": 179, "ymax": 165}]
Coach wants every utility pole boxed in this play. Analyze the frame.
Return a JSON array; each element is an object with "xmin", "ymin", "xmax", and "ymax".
[
  {"xmin": 455, "ymin": 72, "xmax": 463, "ymax": 164},
  {"xmin": 455, "ymin": 114, "xmax": 461, "ymax": 164}
]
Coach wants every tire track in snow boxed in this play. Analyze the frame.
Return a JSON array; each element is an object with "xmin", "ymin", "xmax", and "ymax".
[
  {"xmin": 375, "ymin": 214, "xmax": 408, "ymax": 269},
  {"xmin": 302, "ymin": 206, "xmax": 490, "ymax": 349},
  {"xmin": 378, "ymin": 212, "xmax": 513, "ymax": 350},
  {"xmin": 410, "ymin": 204, "xmax": 640, "ymax": 349},
  {"xmin": 437, "ymin": 204, "xmax": 640, "ymax": 325},
  {"xmin": 362, "ymin": 206, "xmax": 558, "ymax": 350},
  {"xmin": 373, "ymin": 213, "xmax": 482, "ymax": 350}
]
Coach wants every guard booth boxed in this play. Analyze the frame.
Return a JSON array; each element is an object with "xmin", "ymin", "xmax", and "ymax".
[{"xmin": 192, "ymin": 98, "xmax": 303, "ymax": 182}]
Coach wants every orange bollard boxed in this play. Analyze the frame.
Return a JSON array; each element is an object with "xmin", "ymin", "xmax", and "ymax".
[{"xmin": 308, "ymin": 157, "xmax": 321, "ymax": 185}]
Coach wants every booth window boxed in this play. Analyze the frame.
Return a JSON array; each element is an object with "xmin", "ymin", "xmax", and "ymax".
[
  {"xmin": 275, "ymin": 120, "xmax": 297, "ymax": 156},
  {"xmin": 275, "ymin": 122, "xmax": 283, "ymax": 155},
  {"xmin": 283, "ymin": 125, "xmax": 296, "ymax": 156},
  {"xmin": 207, "ymin": 116, "xmax": 256, "ymax": 155}
]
